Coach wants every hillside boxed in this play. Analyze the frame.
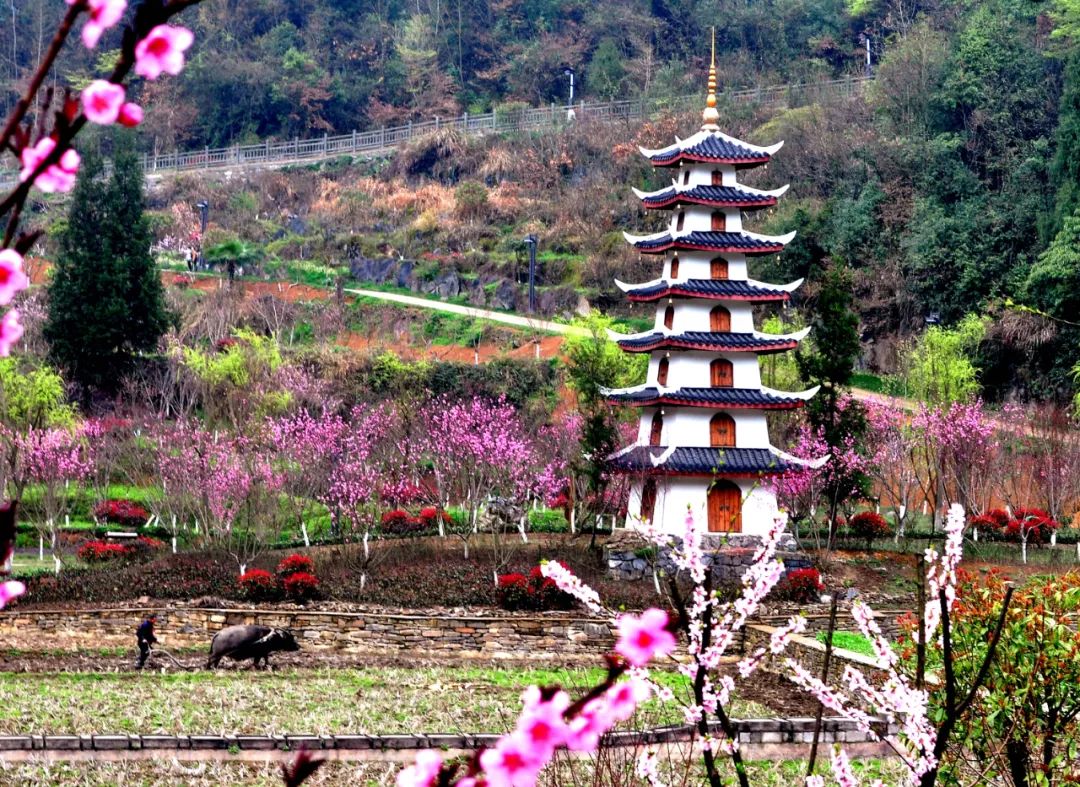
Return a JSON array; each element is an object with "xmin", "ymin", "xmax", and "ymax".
[{"xmin": 8, "ymin": 0, "xmax": 1080, "ymax": 402}]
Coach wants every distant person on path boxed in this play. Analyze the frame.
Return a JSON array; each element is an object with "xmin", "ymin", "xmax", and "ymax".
[{"xmin": 135, "ymin": 615, "xmax": 158, "ymax": 669}]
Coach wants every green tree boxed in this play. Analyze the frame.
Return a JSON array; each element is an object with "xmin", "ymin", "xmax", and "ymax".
[
  {"xmin": 1025, "ymin": 208, "xmax": 1080, "ymax": 320},
  {"xmin": 1047, "ymin": 52, "xmax": 1080, "ymax": 240},
  {"xmin": 900, "ymin": 314, "xmax": 988, "ymax": 406},
  {"xmin": 564, "ymin": 314, "xmax": 644, "ymax": 546},
  {"xmin": 588, "ymin": 38, "xmax": 626, "ymax": 100},
  {"xmin": 45, "ymin": 141, "xmax": 169, "ymax": 393}
]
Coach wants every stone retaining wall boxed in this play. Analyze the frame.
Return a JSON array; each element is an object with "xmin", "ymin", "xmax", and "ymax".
[
  {"xmin": 606, "ymin": 531, "xmax": 812, "ymax": 583},
  {"xmin": 744, "ymin": 623, "xmax": 885, "ymax": 680},
  {"xmin": 0, "ymin": 607, "xmax": 614, "ymax": 661}
]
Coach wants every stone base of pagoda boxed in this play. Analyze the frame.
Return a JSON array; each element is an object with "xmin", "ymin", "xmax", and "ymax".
[{"xmin": 605, "ymin": 531, "xmax": 811, "ymax": 584}]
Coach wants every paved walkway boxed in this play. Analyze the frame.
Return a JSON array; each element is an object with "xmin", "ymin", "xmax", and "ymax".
[{"xmin": 344, "ymin": 287, "xmax": 590, "ymax": 337}]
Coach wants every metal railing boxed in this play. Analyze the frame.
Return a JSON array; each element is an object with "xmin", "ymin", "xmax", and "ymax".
[{"xmin": 4, "ymin": 76, "xmax": 871, "ymax": 183}]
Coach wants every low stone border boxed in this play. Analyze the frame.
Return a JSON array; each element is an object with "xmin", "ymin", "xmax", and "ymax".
[{"xmin": 0, "ymin": 718, "xmax": 898, "ymax": 763}]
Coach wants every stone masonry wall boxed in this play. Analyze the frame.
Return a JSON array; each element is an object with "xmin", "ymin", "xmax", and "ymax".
[
  {"xmin": 606, "ymin": 531, "xmax": 812, "ymax": 583},
  {"xmin": 0, "ymin": 607, "xmax": 614, "ymax": 661}
]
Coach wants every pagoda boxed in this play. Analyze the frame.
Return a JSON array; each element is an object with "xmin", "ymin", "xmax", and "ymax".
[{"xmin": 606, "ymin": 41, "xmax": 822, "ymax": 539}]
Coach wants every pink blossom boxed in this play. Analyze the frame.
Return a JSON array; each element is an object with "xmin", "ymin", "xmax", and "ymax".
[
  {"xmin": 604, "ymin": 677, "xmax": 651, "ymax": 722},
  {"xmin": 615, "ymin": 608, "xmax": 676, "ymax": 666},
  {"xmin": 0, "ymin": 309, "xmax": 23, "ymax": 356},
  {"xmin": 396, "ymin": 749, "xmax": 442, "ymax": 787},
  {"xmin": 134, "ymin": 24, "xmax": 194, "ymax": 80},
  {"xmin": 81, "ymin": 80, "xmax": 126, "ymax": 125},
  {"xmin": 478, "ymin": 733, "xmax": 542, "ymax": 787},
  {"xmin": 0, "ymin": 580, "xmax": 24, "ymax": 609},
  {"xmin": 564, "ymin": 697, "xmax": 611, "ymax": 752},
  {"xmin": 540, "ymin": 561, "xmax": 603, "ymax": 614},
  {"xmin": 118, "ymin": 102, "xmax": 143, "ymax": 127},
  {"xmin": 514, "ymin": 686, "xmax": 570, "ymax": 758},
  {"xmin": 67, "ymin": 0, "xmax": 126, "ymax": 49},
  {"xmin": 0, "ymin": 250, "xmax": 29, "ymax": 305},
  {"xmin": 19, "ymin": 137, "xmax": 80, "ymax": 193}
]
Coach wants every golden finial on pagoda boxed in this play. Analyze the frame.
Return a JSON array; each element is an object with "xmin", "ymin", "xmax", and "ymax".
[{"xmin": 702, "ymin": 27, "xmax": 720, "ymax": 129}]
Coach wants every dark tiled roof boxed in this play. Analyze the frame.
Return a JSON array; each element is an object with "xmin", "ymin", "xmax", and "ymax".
[
  {"xmin": 650, "ymin": 136, "xmax": 771, "ymax": 167},
  {"xmin": 607, "ymin": 387, "xmax": 805, "ymax": 409},
  {"xmin": 630, "ymin": 231, "xmax": 787, "ymax": 255},
  {"xmin": 616, "ymin": 331, "xmax": 799, "ymax": 354},
  {"xmin": 611, "ymin": 446, "xmax": 796, "ymax": 476},
  {"xmin": 624, "ymin": 279, "xmax": 792, "ymax": 303},
  {"xmin": 641, "ymin": 185, "xmax": 777, "ymax": 210}
]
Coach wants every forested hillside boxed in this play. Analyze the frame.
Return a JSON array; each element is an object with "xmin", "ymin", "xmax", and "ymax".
[{"xmin": 6, "ymin": 0, "xmax": 1080, "ymax": 401}]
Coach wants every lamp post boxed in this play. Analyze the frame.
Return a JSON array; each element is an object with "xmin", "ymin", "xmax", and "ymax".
[
  {"xmin": 523, "ymin": 234, "xmax": 538, "ymax": 313},
  {"xmin": 563, "ymin": 67, "xmax": 575, "ymax": 120},
  {"xmin": 195, "ymin": 200, "xmax": 209, "ymax": 270}
]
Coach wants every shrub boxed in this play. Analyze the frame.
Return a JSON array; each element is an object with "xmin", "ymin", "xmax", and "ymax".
[
  {"xmin": 125, "ymin": 535, "xmax": 166, "ymax": 561},
  {"xmin": 496, "ymin": 565, "xmax": 576, "ymax": 611},
  {"xmin": 1005, "ymin": 508, "xmax": 1059, "ymax": 544},
  {"xmin": 283, "ymin": 571, "xmax": 320, "ymax": 602},
  {"xmin": 775, "ymin": 568, "xmax": 823, "ymax": 603},
  {"xmin": 277, "ymin": 553, "xmax": 315, "ymax": 577},
  {"xmin": 418, "ymin": 506, "xmax": 451, "ymax": 529},
  {"xmin": 238, "ymin": 568, "xmax": 279, "ymax": 602},
  {"xmin": 93, "ymin": 499, "xmax": 151, "ymax": 529},
  {"xmin": 528, "ymin": 508, "xmax": 569, "ymax": 533},
  {"xmin": 380, "ymin": 509, "xmax": 413, "ymax": 530},
  {"xmin": 848, "ymin": 511, "xmax": 891, "ymax": 544},
  {"xmin": 496, "ymin": 572, "xmax": 531, "ymax": 611},
  {"xmin": 380, "ymin": 512, "xmax": 428, "ymax": 537},
  {"xmin": 77, "ymin": 541, "xmax": 130, "ymax": 563}
]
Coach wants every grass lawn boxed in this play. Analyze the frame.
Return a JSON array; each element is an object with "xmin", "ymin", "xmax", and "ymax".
[
  {"xmin": 0, "ymin": 757, "xmax": 908, "ymax": 786},
  {"xmin": 0, "ymin": 666, "xmax": 772, "ymax": 736},
  {"xmin": 9, "ymin": 554, "xmax": 84, "ymax": 577}
]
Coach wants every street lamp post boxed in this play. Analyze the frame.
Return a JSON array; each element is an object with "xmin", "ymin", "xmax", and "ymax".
[
  {"xmin": 523, "ymin": 234, "xmax": 538, "ymax": 313},
  {"xmin": 195, "ymin": 200, "xmax": 209, "ymax": 270},
  {"xmin": 563, "ymin": 67, "xmax": 575, "ymax": 120}
]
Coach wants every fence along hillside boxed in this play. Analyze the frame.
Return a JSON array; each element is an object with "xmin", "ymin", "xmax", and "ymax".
[{"xmin": 9, "ymin": 76, "xmax": 871, "ymax": 183}]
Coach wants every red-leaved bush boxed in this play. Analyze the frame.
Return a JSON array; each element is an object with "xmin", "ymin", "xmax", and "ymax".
[
  {"xmin": 77, "ymin": 541, "xmax": 130, "ymax": 563},
  {"xmin": 238, "ymin": 569, "xmax": 279, "ymax": 602},
  {"xmin": 283, "ymin": 571, "xmax": 320, "ymax": 601},
  {"xmin": 380, "ymin": 509, "xmax": 427, "ymax": 536},
  {"xmin": 418, "ymin": 507, "xmax": 451, "ymax": 529},
  {"xmin": 93, "ymin": 499, "xmax": 151, "ymax": 529},
  {"xmin": 1005, "ymin": 508, "xmax": 1059, "ymax": 544},
  {"xmin": 848, "ymin": 511, "xmax": 892, "ymax": 542},
  {"xmin": 277, "ymin": 554, "xmax": 315, "ymax": 577},
  {"xmin": 496, "ymin": 564, "xmax": 575, "ymax": 611},
  {"xmin": 775, "ymin": 568, "xmax": 823, "ymax": 603}
]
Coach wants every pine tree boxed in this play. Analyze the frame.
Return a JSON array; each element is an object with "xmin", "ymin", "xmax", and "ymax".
[{"xmin": 45, "ymin": 137, "xmax": 168, "ymax": 393}]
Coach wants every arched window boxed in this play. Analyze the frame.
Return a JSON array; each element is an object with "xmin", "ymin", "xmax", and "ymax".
[
  {"xmin": 710, "ymin": 305, "xmax": 731, "ymax": 333},
  {"xmin": 708, "ymin": 481, "xmax": 742, "ymax": 533},
  {"xmin": 676, "ymin": 211, "xmax": 685, "ymax": 232},
  {"xmin": 669, "ymin": 255, "xmax": 679, "ymax": 280},
  {"xmin": 657, "ymin": 358, "xmax": 669, "ymax": 387},
  {"xmin": 649, "ymin": 411, "xmax": 663, "ymax": 446},
  {"xmin": 710, "ymin": 413, "xmax": 736, "ymax": 447},
  {"xmin": 663, "ymin": 305, "xmax": 674, "ymax": 330},
  {"xmin": 640, "ymin": 479, "xmax": 657, "ymax": 522},
  {"xmin": 711, "ymin": 358, "xmax": 734, "ymax": 388},
  {"xmin": 711, "ymin": 211, "xmax": 726, "ymax": 232},
  {"xmin": 711, "ymin": 258, "xmax": 729, "ymax": 279}
]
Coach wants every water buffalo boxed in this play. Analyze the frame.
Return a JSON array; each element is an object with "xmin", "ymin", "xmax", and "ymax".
[{"xmin": 206, "ymin": 625, "xmax": 300, "ymax": 669}]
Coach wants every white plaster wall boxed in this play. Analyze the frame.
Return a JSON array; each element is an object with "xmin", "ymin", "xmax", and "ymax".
[
  {"xmin": 669, "ymin": 205, "xmax": 742, "ymax": 234},
  {"xmin": 662, "ymin": 409, "xmax": 771, "ymax": 448},
  {"xmin": 648, "ymin": 351, "xmax": 763, "ymax": 389},
  {"xmin": 663, "ymin": 252, "xmax": 748, "ymax": 281},
  {"xmin": 650, "ymin": 300, "xmax": 753, "ymax": 333},
  {"xmin": 625, "ymin": 476, "xmax": 781, "ymax": 538}
]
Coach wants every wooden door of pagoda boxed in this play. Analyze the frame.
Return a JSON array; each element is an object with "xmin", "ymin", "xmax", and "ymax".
[
  {"xmin": 710, "ymin": 306, "xmax": 731, "ymax": 332},
  {"xmin": 663, "ymin": 306, "xmax": 674, "ymax": 330},
  {"xmin": 710, "ymin": 413, "xmax": 736, "ymax": 447},
  {"xmin": 657, "ymin": 358, "xmax": 669, "ymax": 386},
  {"xmin": 711, "ymin": 258, "xmax": 728, "ymax": 279},
  {"xmin": 640, "ymin": 479, "xmax": 657, "ymax": 522},
  {"xmin": 708, "ymin": 481, "xmax": 742, "ymax": 533},
  {"xmin": 711, "ymin": 211, "xmax": 726, "ymax": 232},
  {"xmin": 711, "ymin": 171, "xmax": 722, "ymax": 186},
  {"xmin": 711, "ymin": 359, "xmax": 734, "ymax": 388},
  {"xmin": 649, "ymin": 411, "xmax": 663, "ymax": 446}
]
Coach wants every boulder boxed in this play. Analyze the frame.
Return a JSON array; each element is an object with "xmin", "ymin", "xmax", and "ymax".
[
  {"xmin": 492, "ymin": 280, "xmax": 518, "ymax": 311},
  {"xmin": 429, "ymin": 270, "xmax": 461, "ymax": 298}
]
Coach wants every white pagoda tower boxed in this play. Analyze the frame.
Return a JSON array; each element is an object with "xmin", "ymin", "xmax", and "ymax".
[{"xmin": 606, "ymin": 45, "xmax": 821, "ymax": 538}]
